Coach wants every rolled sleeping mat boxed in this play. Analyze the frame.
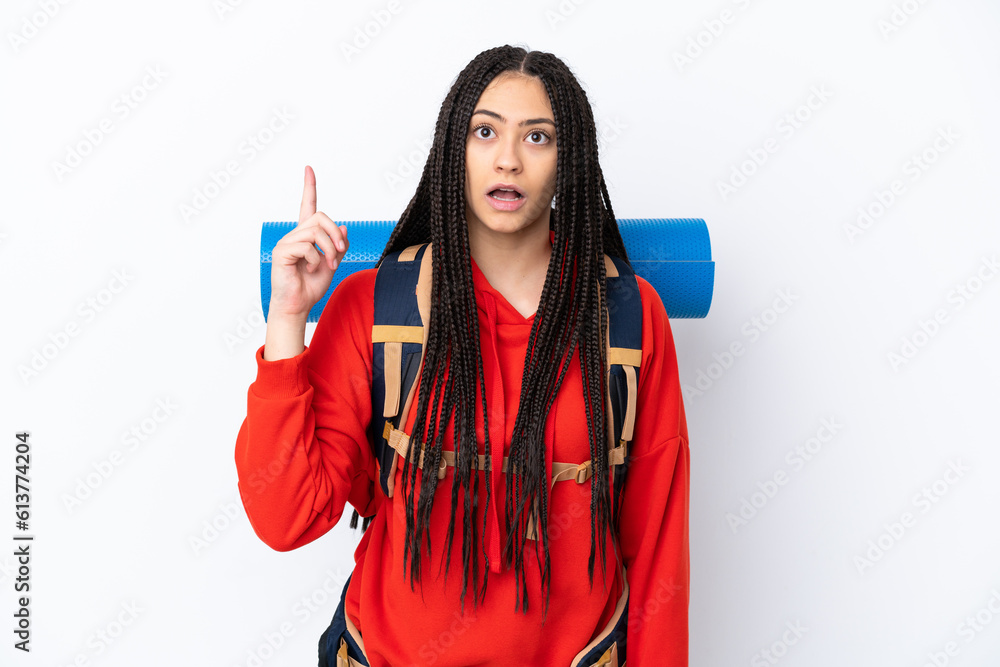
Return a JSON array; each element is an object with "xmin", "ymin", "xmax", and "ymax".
[{"xmin": 260, "ymin": 218, "xmax": 714, "ymax": 321}]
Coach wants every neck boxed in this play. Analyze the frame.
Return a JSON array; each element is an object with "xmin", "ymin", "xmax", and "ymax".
[{"xmin": 466, "ymin": 217, "xmax": 553, "ymax": 294}]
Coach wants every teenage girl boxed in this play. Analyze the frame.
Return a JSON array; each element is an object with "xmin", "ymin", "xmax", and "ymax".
[{"xmin": 235, "ymin": 45, "xmax": 689, "ymax": 667}]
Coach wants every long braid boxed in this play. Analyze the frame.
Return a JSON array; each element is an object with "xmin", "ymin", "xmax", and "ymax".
[{"xmin": 362, "ymin": 45, "xmax": 631, "ymax": 617}]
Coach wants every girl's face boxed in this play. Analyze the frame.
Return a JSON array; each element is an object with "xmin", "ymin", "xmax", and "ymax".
[{"xmin": 463, "ymin": 73, "xmax": 558, "ymax": 242}]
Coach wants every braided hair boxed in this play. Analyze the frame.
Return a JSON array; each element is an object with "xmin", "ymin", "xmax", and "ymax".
[{"xmin": 350, "ymin": 44, "xmax": 631, "ymax": 619}]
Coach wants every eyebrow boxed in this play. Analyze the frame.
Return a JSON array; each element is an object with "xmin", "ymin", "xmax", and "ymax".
[{"xmin": 471, "ymin": 109, "xmax": 555, "ymax": 127}]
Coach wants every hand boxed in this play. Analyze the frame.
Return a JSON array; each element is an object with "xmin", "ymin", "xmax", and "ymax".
[{"xmin": 267, "ymin": 165, "xmax": 349, "ymax": 320}]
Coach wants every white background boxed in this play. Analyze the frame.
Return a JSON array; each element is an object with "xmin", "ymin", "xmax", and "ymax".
[{"xmin": 2, "ymin": 0, "xmax": 999, "ymax": 665}]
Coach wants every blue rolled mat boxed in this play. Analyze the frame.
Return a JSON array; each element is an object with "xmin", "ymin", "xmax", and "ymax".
[{"xmin": 260, "ymin": 218, "xmax": 714, "ymax": 321}]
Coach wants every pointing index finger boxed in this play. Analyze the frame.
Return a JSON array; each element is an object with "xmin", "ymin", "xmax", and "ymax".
[{"xmin": 299, "ymin": 165, "xmax": 317, "ymax": 225}]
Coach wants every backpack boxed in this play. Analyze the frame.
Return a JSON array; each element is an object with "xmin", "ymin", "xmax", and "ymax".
[{"xmin": 348, "ymin": 242, "xmax": 642, "ymax": 540}]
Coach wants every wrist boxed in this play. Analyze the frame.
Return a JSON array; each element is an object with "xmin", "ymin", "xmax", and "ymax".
[{"xmin": 263, "ymin": 315, "xmax": 308, "ymax": 361}]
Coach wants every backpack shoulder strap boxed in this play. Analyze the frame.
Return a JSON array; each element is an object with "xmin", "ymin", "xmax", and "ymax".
[
  {"xmin": 370, "ymin": 242, "xmax": 432, "ymax": 499},
  {"xmin": 603, "ymin": 254, "xmax": 642, "ymax": 522}
]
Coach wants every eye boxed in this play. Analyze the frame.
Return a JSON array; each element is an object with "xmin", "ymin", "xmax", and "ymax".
[
  {"xmin": 471, "ymin": 123, "xmax": 494, "ymax": 139},
  {"xmin": 527, "ymin": 130, "xmax": 552, "ymax": 145}
]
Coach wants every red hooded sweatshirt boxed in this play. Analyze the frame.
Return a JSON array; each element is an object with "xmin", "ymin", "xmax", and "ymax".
[{"xmin": 234, "ymin": 241, "xmax": 690, "ymax": 666}]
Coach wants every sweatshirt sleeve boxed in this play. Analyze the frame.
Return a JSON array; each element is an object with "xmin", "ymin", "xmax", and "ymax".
[
  {"xmin": 618, "ymin": 276, "xmax": 690, "ymax": 666},
  {"xmin": 234, "ymin": 269, "xmax": 379, "ymax": 552}
]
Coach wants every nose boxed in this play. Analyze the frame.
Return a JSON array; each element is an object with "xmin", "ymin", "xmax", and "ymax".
[{"xmin": 494, "ymin": 135, "xmax": 522, "ymax": 173}]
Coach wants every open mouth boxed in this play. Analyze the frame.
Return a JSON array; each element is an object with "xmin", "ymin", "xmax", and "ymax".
[{"xmin": 488, "ymin": 188, "xmax": 524, "ymax": 201}]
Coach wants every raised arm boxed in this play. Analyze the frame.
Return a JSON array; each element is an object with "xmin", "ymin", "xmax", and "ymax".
[{"xmin": 234, "ymin": 166, "xmax": 378, "ymax": 551}]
